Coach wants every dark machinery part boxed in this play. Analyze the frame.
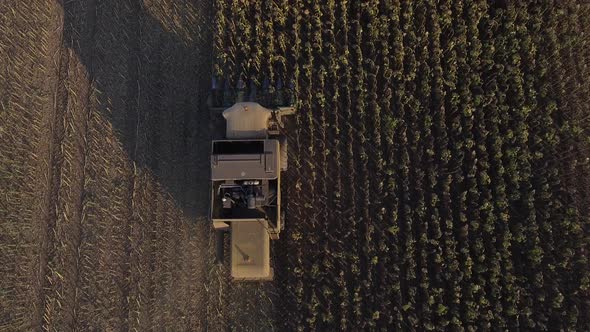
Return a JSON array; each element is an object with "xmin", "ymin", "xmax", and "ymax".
[
  {"xmin": 218, "ymin": 181, "xmax": 272, "ymax": 212},
  {"xmin": 247, "ymin": 194, "xmax": 256, "ymax": 209}
]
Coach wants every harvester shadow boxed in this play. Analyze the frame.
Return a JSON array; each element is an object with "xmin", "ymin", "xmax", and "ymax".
[{"xmin": 62, "ymin": 0, "xmax": 213, "ymax": 219}]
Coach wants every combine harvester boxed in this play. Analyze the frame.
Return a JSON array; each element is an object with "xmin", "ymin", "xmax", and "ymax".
[{"xmin": 208, "ymin": 78, "xmax": 295, "ymax": 280}]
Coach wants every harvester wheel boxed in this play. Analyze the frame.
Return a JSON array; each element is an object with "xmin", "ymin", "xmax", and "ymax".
[
  {"xmin": 215, "ymin": 230, "xmax": 225, "ymax": 264},
  {"xmin": 280, "ymin": 137, "xmax": 288, "ymax": 171}
]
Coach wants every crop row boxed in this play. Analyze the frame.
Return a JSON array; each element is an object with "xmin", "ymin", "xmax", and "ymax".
[{"xmin": 214, "ymin": 0, "xmax": 590, "ymax": 330}]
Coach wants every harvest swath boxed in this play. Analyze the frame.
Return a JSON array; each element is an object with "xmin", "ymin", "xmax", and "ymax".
[
  {"xmin": 213, "ymin": 0, "xmax": 590, "ymax": 330},
  {"xmin": 0, "ymin": 0, "xmax": 276, "ymax": 330}
]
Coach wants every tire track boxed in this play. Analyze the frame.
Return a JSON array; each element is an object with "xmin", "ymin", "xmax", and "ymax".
[
  {"xmin": 0, "ymin": 1, "xmax": 59, "ymax": 329},
  {"xmin": 41, "ymin": 9, "xmax": 98, "ymax": 321},
  {"xmin": 37, "ymin": 4, "xmax": 70, "ymax": 329}
]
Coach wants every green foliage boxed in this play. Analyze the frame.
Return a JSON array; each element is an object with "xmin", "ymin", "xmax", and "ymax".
[{"xmin": 212, "ymin": 0, "xmax": 590, "ymax": 330}]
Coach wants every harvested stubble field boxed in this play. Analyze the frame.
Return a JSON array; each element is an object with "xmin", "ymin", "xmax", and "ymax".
[
  {"xmin": 0, "ymin": 0, "xmax": 275, "ymax": 330},
  {"xmin": 1, "ymin": 0, "xmax": 590, "ymax": 331}
]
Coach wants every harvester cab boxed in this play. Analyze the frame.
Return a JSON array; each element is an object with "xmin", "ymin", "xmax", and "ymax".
[{"xmin": 209, "ymin": 102, "xmax": 295, "ymax": 280}]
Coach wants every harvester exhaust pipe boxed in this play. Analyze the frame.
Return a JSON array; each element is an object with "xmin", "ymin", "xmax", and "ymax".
[{"xmin": 215, "ymin": 230, "xmax": 225, "ymax": 264}]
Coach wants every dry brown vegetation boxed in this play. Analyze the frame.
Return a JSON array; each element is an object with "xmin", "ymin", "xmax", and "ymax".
[{"xmin": 0, "ymin": 0, "xmax": 275, "ymax": 330}]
